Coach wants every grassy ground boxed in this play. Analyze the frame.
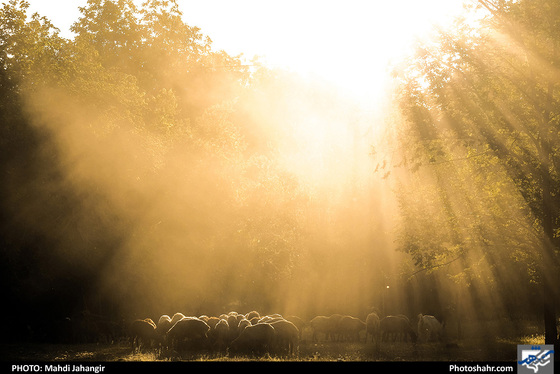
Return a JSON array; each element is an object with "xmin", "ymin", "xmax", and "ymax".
[
  {"xmin": 1, "ymin": 318, "xmax": 544, "ymax": 362},
  {"xmin": 0, "ymin": 335, "xmax": 537, "ymax": 362}
]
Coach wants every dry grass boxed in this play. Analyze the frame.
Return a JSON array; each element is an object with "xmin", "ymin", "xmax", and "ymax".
[{"xmin": 1, "ymin": 318, "xmax": 545, "ymax": 362}]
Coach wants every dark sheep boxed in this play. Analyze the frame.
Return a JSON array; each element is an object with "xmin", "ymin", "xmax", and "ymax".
[
  {"xmin": 365, "ymin": 312, "xmax": 381, "ymax": 343},
  {"xmin": 166, "ymin": 317, "xmax": 210, "ymax": 352},
  {"xmin": 211, "ymin": 318, "xmax": 230, "ymax": 352},
  {"xmin": 130, "ymin": 318, "xmax": 158, "ymax": 352},
  {"xmin": 326, "ymin": 314, "xmax": 344, "ymax": 341},
  {"xmin": 206, "ymin": 316, "xmax": 221, "ymax": 329},
  {"xmin": 156, "ymin": 315, "xmax": 172, "ymax": 336},
  {"xmin": 380, "ymin": 315, "xmax": 417, "ymax": 343},
  {"xmin": 170, "ymin": 313, "xmax": 186, "ymax": 326},
  {"xmin": 270, "ymin": 319, "xmax": 299, "ymax": 356},
  {"xmin": 237, "ymin": 318, "xmax": 252, "ymax": 334},
  {"xmin": 337, "ymin": 315, "xmax": 366, "ymax": 341},
  {"xmin": 310, "ymin": 315, "xmax": 330, "ymax": 342},
  {"xmin": 228, "ymin": 323, "xmax": 276, "ymax": 356},
  {"xmin": 245, "ymin": 311, "xmax": 260, "ymax": 320},
  {"xmin": 285, "ymin": 315, "xmax": 306, "ymax": 340},
  {"xmin": 417, "ymin": 314, "xmax": 444, "ymax": 342}
]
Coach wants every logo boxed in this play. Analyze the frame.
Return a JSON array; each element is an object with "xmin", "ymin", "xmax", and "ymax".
[{"xmin": 517, "ymin": 345, "xmax": 554, "ymax": 374}]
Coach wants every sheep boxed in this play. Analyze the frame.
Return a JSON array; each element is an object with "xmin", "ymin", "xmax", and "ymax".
[
  {"xmin": 417, "ymin": 314, "xmax": 444, "ymax": 342},
  {"xmin": 144, "ymin": 318, "xmax": 156, "ymax": 327},
  {"xmin": 270, "ymin": 319, "xmax": 299, "ymax": 356},
  {"xmin": 380, "ymin": 316, "xmax": 417, "ymax": 343},
  {"xmin": 337, "ymin": 315, "xmax": 366, "ymax": 342},
  {"xmin": 157, "ymin": 315, "xmax": 170, "ymax": 325},
  {"xmin": 130, "ymin": 318, "xmax": 158, "ymax": 352},
  {"xmin": 153, "ymin": 315, "xmax": 173, "ymax": 351},
  {"xmin": 310, "ymin": 315, "xmax": 330, "ymax": 342},
  {"xmin": 326, "ymin": 314, "xmax": 344, "ymax": 341},
  {"xmin": 205, "ymin": 316, "xmax": 221, "ymax": 329},
  {"xmin": 237, "ymin": 318, "xmax": 252, "ymax": 333},
  {"xmin": 156, "ymin": 315, "xmax": 172, "ymax": 335},
  {"xmin": 365, "ymin": 312, "xmax": 381, "ymax": 344},
  {"xmin": 227, "ymin": 314, "xmax": 241, "ymax": 341},
  {"xmin": 170, "ymin": 312, "xmax": 186, "ymax": 326},
  {"xmin": 228, "ymin": 322, "xmax": 277, "ymax": 356},
  {"xmin": 235, "ymin": 314, "xmax": 245, "ymax": 326},
  {"xmin": 257, "ymin": 315, "xmax": 276, "ymax": 324},
  {"xmin": 245, "ymin": 310, "xmax": 260, "ymax": 320},
  {"xmin": 397, "ymin": 314, "xmax": 411, "ymax": 323},
  {"xmin": 211, "ymin": 318, "xmax": 230, "ymax": 352},
  {"xmin": 166, "ymin": 317, "xmax": 210, "ymax": 352},
  {"xmin": 309, "ymin": 314, "xmax": 348, "ymax": 342},
  {"xmin": 285, "ymin": 315, "xmax": 306, "ymax": 340}
]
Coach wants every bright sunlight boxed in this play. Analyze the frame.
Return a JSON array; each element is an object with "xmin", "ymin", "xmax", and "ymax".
[
  {"xmin": 182, "ymin": 0, "xmax": 471, "ymax": 104},
  {"xmin": 3, "ymin": 0, "xmax": 558, "ymax": 367},
  {"xmin": 26, "ymin": 0, "xmax": 470, "ymax": 104}
]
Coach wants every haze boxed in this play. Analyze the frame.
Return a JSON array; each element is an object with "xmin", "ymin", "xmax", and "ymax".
[{"xmin": 2, "ymin": 0, "xmax": 558, "ymax": 360}]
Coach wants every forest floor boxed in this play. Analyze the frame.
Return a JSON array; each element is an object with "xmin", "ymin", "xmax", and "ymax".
[{"xmin": 1, "ymin": 318, "xmax": 544, "ymax": 363}]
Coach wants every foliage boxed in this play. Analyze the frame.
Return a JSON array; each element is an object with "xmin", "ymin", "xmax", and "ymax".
[
  {"xmin": 0, "ymin": 0, "xmax": 303, "ymax": 318},
  {"xmin": 392, "ymin": 0, "xmax": 559, "ymax": 337},
  {"xmin": 0, "ymin": 0, "xmax": 381, "ymax": 324}
]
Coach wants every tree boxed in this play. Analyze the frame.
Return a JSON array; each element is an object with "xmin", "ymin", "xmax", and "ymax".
[
  {"xmin": 393, "ymin": 0, "xmax": 559, "ymax": 346},
  {"xmin": 71, "ymin": 0, "xmax": 142, "ymax": 72},
  {"xmin": 0, "ymin": 0, "xmax": 312, "ymax": 321}
]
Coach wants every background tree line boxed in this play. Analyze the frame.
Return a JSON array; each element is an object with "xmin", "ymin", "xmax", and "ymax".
[
  {"xmin": 2, "ymin": 0, "xmax": 557, "ymax": 348},
  {"xmin": 390, "ymin": 0, "xmax": 559, "ymax": 348},
  {"xmin": 0, "ymin": 0, "xmax": 387, "ymax": 342}
]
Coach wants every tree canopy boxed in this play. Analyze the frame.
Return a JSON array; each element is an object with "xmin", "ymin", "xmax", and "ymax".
[
  {"xmin": 392, "ymin": 0, "xmax": 559, "ymax": 345},
  {"xmin": 0, "ymin": 0, "xmax": 385, "ymax": 336},
  {"xmin": 2, "ymin": 0, "xmax": 558, "ymax": 349}
]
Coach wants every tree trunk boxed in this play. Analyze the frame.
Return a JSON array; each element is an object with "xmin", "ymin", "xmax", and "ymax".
[
  {"xmin": 543, "ymin": 279, "xmax": 558, "ymax": 355},
  {"xmin": 541, "ymin": 175, "xmax": 559, "ymax": 359}
]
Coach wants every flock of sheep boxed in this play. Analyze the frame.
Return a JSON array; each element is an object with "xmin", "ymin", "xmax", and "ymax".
[{"xmin": 129, "ymin": 309, "xmax": 445, "ymax": 358}]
